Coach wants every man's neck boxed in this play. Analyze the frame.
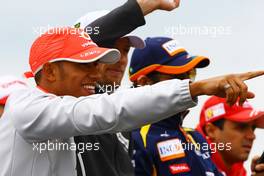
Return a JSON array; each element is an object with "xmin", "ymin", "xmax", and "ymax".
[
  {"xmin": 38, "ymin": 83, "xmax": 57, "ymax": 95},
  {"xmin": 219, "ymin": 152, "xmax": 235, "ymax": 171}
]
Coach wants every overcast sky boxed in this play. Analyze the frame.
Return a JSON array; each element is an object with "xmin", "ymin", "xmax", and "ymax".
[{"xmin": 1, "ymin": 0, "xmax": 263, "ymax": 173}]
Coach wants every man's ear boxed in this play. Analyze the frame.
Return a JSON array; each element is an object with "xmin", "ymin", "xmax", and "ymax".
[
  {"xmin": 41, "ymin": 63, "xmax": 58, "ymax": 82},
  {"xmin": 204, "ymin": 123, "xmax": 220, "ymax": 141},
  {"xmin": 136, "ymin": 75, "xmax": 153, "ymax": 86}
]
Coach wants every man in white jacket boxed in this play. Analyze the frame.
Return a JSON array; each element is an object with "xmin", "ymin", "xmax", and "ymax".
[
  {"xmin": 0, "ymin": 26, "xmax": 262, "ymax": 176},
  {"xmin": 0, "ymin": 18, "xmax": 264, "ymax": 176}
]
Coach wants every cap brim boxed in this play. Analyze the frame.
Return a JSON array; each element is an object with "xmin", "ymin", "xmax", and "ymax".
[
  {"xmin": 124, "ymin": 36, "xmax": 145, "ymax": 49},
  {"xmin": 63, "ymin": 47, "xmax": 121, "ymax": 64},
  {"xmin": 156, "ymin": 55, "xmax": 210, "ymax": 75},
  {"xmin": 227, "ymin": 109, "xmax": 264, "ymax": 128}
]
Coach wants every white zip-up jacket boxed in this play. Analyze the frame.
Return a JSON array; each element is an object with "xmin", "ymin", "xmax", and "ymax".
[{"xmin": 0, "ymin": 79, "xmax": 197, "ymax": 176}]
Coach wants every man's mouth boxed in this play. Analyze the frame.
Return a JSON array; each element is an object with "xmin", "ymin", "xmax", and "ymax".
[
  {"xmin": 107, "ymin": 68, "xmax": 123, "ymax": 74},
  {"xmin": 242, "ymin": 144, "xmax": 252, "ymax": 152},
  {"xmin": 82, "ymin": 84, "xmax": 96, "ymax": 94}
]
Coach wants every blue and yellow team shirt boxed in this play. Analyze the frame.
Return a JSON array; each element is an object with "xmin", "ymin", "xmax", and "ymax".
[{"xmin": 131, "ymin": 114, "xmax": 223, "ymax": 176}]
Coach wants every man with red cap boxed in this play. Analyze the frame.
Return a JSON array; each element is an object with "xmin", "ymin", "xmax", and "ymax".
[
  {"xmin": 197, "ymin": 96, "xmax": 264, "ymax": 176},
  {"xmin": 0, "ymin": 75, "xmax": 27, "ymax": 118},
  {"xmin": 0, "ymin": 25, "xmax": 263, "ymax": 175}
]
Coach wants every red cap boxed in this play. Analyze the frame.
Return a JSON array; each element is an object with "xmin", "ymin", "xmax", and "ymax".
[
  {"xmin": 199, "ymin": 96, "xmax": 264, "ymax": 129},
  {"xmin": 24, "ymin": 27, "xmax": 120, "ymax": 78}
]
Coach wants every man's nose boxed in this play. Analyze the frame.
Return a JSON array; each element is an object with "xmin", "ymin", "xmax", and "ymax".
[
  {"xmin": 118, "ymin": 55, "xmax": 127, "ymax": 65},
  {"xmin": 245, "ymin": 127, "xmax": 256, "ymax": 141}
]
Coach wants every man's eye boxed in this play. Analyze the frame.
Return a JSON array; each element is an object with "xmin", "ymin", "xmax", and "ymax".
[
  {"xmin": 239, "ymin": 124, "xmax": 247, "ymax": 128},
  {"xmin": 78, "ymin": 63, "xmax": 91, "ymax": 69},
  {"xmin": 236, "ymin": 123, "xmax": 249, "ymax": 130}
]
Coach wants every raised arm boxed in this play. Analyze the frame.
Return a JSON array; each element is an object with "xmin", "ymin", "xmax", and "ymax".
[{"xmin": 88, "ymin": 0, "xmax": 181, "ymax": 46}]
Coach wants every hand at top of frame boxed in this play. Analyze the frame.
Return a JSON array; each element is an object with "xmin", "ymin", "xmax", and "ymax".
[{"xmin": 137, "ymin": 0, "xmax": 180, "ymax": 15}]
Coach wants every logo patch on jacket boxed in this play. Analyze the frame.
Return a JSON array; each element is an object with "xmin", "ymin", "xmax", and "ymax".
[
  {"xmin": 169, "ymin": 163, "xmax": 190, "ymax": 174},
  {"xmin": 157, "ymin": 138, "xmax": 185, "ymax": 161}
]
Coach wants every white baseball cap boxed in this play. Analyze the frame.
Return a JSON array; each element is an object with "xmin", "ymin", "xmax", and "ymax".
[
  {"xmin": 74, "ymin": 10, "xmax": 145, "ymax": 49},
  {"xmin": 0, "ymin": 76, "xmax": 27, "ymax": 105}
]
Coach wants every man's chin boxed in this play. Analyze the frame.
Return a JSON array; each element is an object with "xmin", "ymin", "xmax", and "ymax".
[
  {"xmin": 106, "ymin": 78, "xmax": 122, "ymax": 86},
  {"xmin": 239, "ymin": 153, "xmax": 250, "ymax": 161}
]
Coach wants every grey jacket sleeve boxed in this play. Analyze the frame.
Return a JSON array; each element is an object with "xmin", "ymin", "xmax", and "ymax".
[
  {"xmin": 88, "ymin": 0, "xmax": 146, "ymax": 47},
  {"xmin": 8, "ymin": 79, "xmax": 196, "ymax": 142}
]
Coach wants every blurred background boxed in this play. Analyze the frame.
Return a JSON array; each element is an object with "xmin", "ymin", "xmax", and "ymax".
[{"xmin": 1, "ymin": 0, "xmax": 263, "ymax": 173}]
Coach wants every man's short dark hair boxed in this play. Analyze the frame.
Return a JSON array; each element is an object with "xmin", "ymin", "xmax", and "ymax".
[
  {"xmin": 212, "ymin": 118, "xmax": 226, "ymax": 130},
  {"xmin": 203, "ymin": 118, "xmax": 226, "ymax": 135},
  {"xmin": 34, "ymin": 71, "xmax": 42, "ymax": 85}
]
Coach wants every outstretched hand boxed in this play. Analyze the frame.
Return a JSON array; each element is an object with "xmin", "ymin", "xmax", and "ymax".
[{"xmin": 190, "ymin": 71, "xmax": 264, "ymax": 106}]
